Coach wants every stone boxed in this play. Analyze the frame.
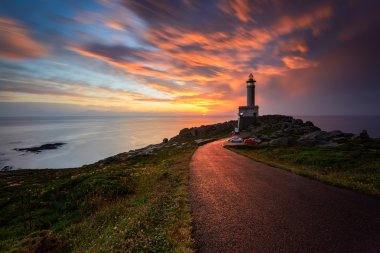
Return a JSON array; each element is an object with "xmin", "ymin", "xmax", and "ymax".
[
  {"xmin": 162, "ymin": 138, "xmax": 169, "ymax": 144},
  {"xmin": 170, "ymin": 120, "xmax": 237, "ymax": 142},
  {"xmin": 359, "ymin": 129, "xmax": 369, "ymax": 139},
  {"xmin": 281, "ymin": 122, "xmax": 291, "ymax": 131},
  {"xmin": 317, "ymin": 142, "xmax": 340, "ymax": 148},
  {"xmin": 326, "ymin": 130, "xmax": 344, "ymax": 139},
  {"xmin": 297, "ymin": 131, "xmax": 329, "ymax": 146},
  {"xmin": 331, "ymin": 137, "xmax": 348, "ymax": 144},
  {"xmin": 259, "ymin": 134, "xmax": 270, "ymax": 141},
  {"xmin": 304, "ymin": 121, "xmax": 315, "ymax": 127},
  {"xmin": 1, "ymin": 165, "xmax": 13, "ymax": 171},
  {"xmin": 269, "ymin": 137, "xmax": 289, "ymax": 146},
  {"xmin": 14, "ymin": 143, "xmax": 66, "ymax": 153}
]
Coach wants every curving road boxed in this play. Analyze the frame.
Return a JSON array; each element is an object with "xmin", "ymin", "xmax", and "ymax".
[{"xmin": 189, "ymin": 140, "xmax": 380, "ymax": 253}]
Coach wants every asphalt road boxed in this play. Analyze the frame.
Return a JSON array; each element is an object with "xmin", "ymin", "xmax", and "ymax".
[{"xmin": 189, "ymin": 140, "xmax": 380, "ymax": 253}]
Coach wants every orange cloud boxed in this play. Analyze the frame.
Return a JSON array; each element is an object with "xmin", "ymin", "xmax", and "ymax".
[
  {"xmin": 276, "ymin": 37, "xmax": 308, "ymax": 54},
  {"xmin": 282, "ymin": 56, "xmax": 318, "ymax": 69},
  {"xmin": 0, "ymin": 17, "xmax": 46, "ymax": 60},
  {"xmin": 274, "ymin": 5, "xmax": 332, "ymax": 35},
  {"xmin": 220, "ymin": 0, "xmax": 252, "ymax": 23},
  {"xmin": 105, "ymin": 21, "xmax": 125, "ymax": 31},
  {"xmin": 66, "ymin": 3, "xmax": 337, "ymax": 115}
]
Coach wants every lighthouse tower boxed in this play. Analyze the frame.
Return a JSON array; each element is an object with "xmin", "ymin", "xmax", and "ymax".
[
  {"xmin": 246, "ymin": 73, "xmax": 256, "ymax": 106},
  {"xmin": 238, "ymin": 73, "xmax": 259, "ymax": 131}
]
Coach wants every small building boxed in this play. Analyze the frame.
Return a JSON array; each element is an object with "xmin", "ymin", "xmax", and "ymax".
[{"xmin": 238, "ymin": 73, "xmax": 259, "ymax": 131}]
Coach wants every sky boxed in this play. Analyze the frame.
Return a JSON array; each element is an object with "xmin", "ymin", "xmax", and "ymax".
[{"xmin": 0, "ymin": 0, "xmax": 379, "ymax": 117}]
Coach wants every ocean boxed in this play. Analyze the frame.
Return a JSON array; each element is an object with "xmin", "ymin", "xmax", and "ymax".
[
  {"xmin": 0, "ymin": 115, "xmax": 379, "ymax": 169},
  {"xmin": 0, "ymin": 116, "xmax": 231, "ymax": 169}
]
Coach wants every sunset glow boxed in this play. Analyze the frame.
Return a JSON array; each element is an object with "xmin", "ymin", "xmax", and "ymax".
[{"xmin": 0, "ymin": 0, "xmax": 379, "ymax": 116}]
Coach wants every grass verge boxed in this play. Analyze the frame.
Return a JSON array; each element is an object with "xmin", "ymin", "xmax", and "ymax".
[
  {"xmin": 0, "ymin": 142, "xmax": 196, "ymax": 252},
  {"xmin": 226, "ymin": 138, "xmax": 380, "ymax": 196}
]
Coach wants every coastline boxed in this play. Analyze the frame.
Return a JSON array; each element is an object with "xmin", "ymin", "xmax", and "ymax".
[{"xmin": 1, "ymin": 115, "xmax": 379, "ymax": 251}]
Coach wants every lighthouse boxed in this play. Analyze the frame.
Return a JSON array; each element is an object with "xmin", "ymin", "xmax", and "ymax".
[
  {"xmin": 246, "ymin": 73, "xmax": 256, "ymax": 106},
  {"xmin": 238, "ymin": 73, "xmax": 259, "ymax": 131}
]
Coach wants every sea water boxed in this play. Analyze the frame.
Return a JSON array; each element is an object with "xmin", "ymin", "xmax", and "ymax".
[
  {"xmin": 0, "ymin": 116, "xmax": 232, "ymax": 169},
  {"xmin": 296, "ymin": 115, "xmax": 380, "ymax": 137},
  {"xmin": 0, "ymin": 115, "xmax": 379, "ymax": 169}
]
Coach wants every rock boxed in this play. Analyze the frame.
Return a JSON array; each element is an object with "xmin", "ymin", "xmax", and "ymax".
[
  {"xmin": 170, "ymin": 120, "xmax": 237, "ymax": 142},
  {"xmin": 281, "ymin": 122, "xmax": 291, "ymax": 131},
  {"xmin": 359, "ymin": 129, "xmax": 369, "ymax": 139},
  {"xmin": 14, "ymin": 143, "xmax": 66, "ymax": 153},
  {"xmin": 195, "ymin": 138, "xmax": 218, "ymax": 146},
  {"xmin": 259, "ymin": 134, "xmax": 270, "ymax": 141},
  {"xmin": 1, "ymin": 165, "xmax": 13, "ymax": 171},
  {"xmin": 136, "ymin": 149, "xmax": 153, "ymax": 156},
  {"xmin": 317, "ymin": 142, "xmax": 340, "ymax": 148},
  {"xmin": 331, "ymin": 137, "xmax": 348, "ymax": 144},
  {"xmin": 162, "ymin": 138, "xmax": 169, "ymax": 144},
  {"xmin": 297, "ymin": 131, "xmax": 329, "ymax": 146},
  {"xmin": 326, "ymin": 130, "xmax": 344, "ymax": 139},
  {"xmin": 270, "ymin": 137, "xmax": 289, "ymax": 146},
  {"xmin": 304, "ymin": 121, "xmax": 315, "ymax": 127}
]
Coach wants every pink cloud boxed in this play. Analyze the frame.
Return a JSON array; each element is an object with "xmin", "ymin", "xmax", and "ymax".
[
  {"xmin": 0, "ymin": 17, "xmax": 46, "ymax": 60},
  {"xmin": 219, "ymin": 0, "xmax": 253, "ymax": 23},
  {"xmin": 282, "ymin": 56, "xmax": 318, "ymax": 69},
  {"xmin": 274, "ymin": 5, "xmax": 332, "ymax": 35}
]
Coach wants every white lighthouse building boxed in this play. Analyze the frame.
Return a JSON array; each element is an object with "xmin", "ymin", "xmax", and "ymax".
[{"xmin": 238, "ymin": 73, "xmax": 259, "ymax": 131}]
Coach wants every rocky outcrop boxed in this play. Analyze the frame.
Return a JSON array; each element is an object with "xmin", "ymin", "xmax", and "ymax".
[
  {"xmin": 269, "ymin": 137, "xmax": 289, "ymax": 147},
  {"xmin": 96, "ymin": 121, "xmax": 238, "ymax": 166},
  {"xmin": 296, "ymin": 130, "xmax": 355, "ymax": 147},
  {"xmin": 297, "ymin": 131, "xmax": 330, "ymax": 146},
  {"xmin": 14, "ymin": 143, "xmax": 66, "ymax": 153},
  {"xmin": 248, "ymin": 115, "xmax": 360, "ymax": 147},
  {"xmin": 170, "ymin": 120, "xmax": 237, "ymax": 142},
  {"xmin": 359, "ymin": 130, "xmax": 369, "ymax": 139}
]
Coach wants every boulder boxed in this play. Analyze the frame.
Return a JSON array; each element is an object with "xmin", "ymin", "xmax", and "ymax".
[
  {"xmin": 1, "ymin": 165, "xmax": 13, "ymax": 171},
  {"xmin": 294, "ymin": 119, "xmax": 303, "ymax": 125},
  {"xmin": 331, "ymin": 137, "xmax": 348, "ymax": 144},
  {"xmin": 270, "ymin": 137, "xmax": 289, "ymax": 146},
  {"xmin": 297, "ymin": 131, "xmax": 329, "ymax": 146},
  {"xmin": 326, "ymin": 130, "xmax": 344, "ymax": 139},
  {"xmin": 259, "ymin": 134, "xmax": 270, "ymax": 141},
  {"xmin": 281, "ymin": 122, "xmax": 291, "ymax": 131},
  {"xmin": 359, "ymin": 129, "xmax": 369, "ymax": 139},
  {"xmin": 162, "ymin": 138, "xmax": 169, "ymax": 144},
  {"xmin": 304, "ymin": 121, "xmax": 315, "ymax": 127},
  {"xmin": 317, "ymin": 142, "xmax": 340, "ymax": 148},
  {"xmin": 170, "ymin": 120, "xmax": 237, "ymax": 142}
]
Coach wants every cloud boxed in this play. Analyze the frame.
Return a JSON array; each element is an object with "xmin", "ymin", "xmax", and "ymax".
[
  {"xmin": 282, "ymin": 56, "xmax": 318, "ymax": 69},
  {"xmin": 0, "ymin": 17, "xmax": 46, "ymax": 60},
  {"xmin": 275, "ymin": 37, "xmax": 308, "ymax": 55},
  {"xmin": 219, "ymin": 0, "xmax": 252, "ymax": 23},
  {"xmin": 273, "ymin": 4, "xmax": 332, "ymax": 36},
  {"xmin": 2, "ymin": 0, "xmax": 380, "ymax": 115}
]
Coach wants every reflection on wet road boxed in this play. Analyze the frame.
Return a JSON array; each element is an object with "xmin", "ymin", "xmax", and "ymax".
[{"xmin": 190, "ymin": 140, "xmax": 380, "ymax": 253}]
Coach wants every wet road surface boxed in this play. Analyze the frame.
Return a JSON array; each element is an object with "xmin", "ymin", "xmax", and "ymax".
[{"xmin": 189, "ymin": 140, "xmax": 380, "ymax": 253}]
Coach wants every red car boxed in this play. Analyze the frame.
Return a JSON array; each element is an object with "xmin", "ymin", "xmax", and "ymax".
[{"xmin": 244, "ymin": 137, "xmax": 262, "ymax": 145}]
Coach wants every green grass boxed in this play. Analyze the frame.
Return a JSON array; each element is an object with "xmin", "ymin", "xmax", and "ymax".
[
  {"xmin": 226, "ymin": 138, "xmax": 380, "ymax": 196},
  {"xmin": 0, "ymin": 142, "xmax": 197, "ymax": 252}
]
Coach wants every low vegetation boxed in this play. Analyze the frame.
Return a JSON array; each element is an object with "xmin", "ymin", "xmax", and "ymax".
[
  {"xmin": 0, "ymin": 141, "xmax": 197, "ymax": 252},
  {"xmin": 227, "ymin": 137, "xmax": 380, "ymax": 196},
  {"xmin": 1, "ymin": 116, "xmax": 378, "ymax": 252}
]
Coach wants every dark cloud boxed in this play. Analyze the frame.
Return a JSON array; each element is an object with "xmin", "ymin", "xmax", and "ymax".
[
  {"xmin": 82, "ymin": 43, "xmax": 150, "ymax": 62},
  {"xmin": 123, "ymin": 0, "xmax": 237, "ymax": 33}
]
